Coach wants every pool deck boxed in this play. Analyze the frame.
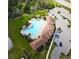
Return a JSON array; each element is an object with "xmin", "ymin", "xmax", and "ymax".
[
  {"xmin": 30, "ymin": 16, "xmax": 55, "ymax": 50},
  {"xmin": 20, "ymin": 16, "xmax": 55, "ymax": 50}
]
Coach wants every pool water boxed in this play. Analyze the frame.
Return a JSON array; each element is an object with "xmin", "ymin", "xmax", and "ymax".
[{"xmin": 22, "ymin": 18, "xmax": 46, "ymax": 39}]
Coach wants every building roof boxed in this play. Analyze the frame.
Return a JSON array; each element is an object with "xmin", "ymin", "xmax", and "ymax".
[{"xmin": 30, "ymin": 16, "xmax": 55, "ymax": 50}]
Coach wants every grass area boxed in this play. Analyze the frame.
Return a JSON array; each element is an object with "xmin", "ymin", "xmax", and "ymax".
[
  {"xmin": 8, "ymin": 0, "xmax": 71, "ymax": 59},
  {"xmin": 8, "ymin": 15, "xmax": 36, "ymax": 59},
  {"xmin": 60, "ymin": 54, "xmax": 71, "ymax": 59},
  {"xmin": 8, "ymin": 11, "xmax": 50, "ymax": 59},
  {"xmin": 60, "ymin": 50, "xmax": 71, "ymax": 59}
]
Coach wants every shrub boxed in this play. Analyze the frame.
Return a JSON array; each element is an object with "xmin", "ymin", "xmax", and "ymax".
[{"xmin": 35, "ymin": 9, "xmax": 48, "ymax": 16}]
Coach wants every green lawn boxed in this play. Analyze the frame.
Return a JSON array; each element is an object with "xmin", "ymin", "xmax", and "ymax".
[
  {"xmin": 8, "ymin": 12, "xmax": 71, "ymax": 59},
  {"xmin": 60, "ymin": 54, "xmax": 71, "ymax": 59},
  {"xmin": 8, "ymin": 0, "xmax": 71, "ymax": 59},
  {"xmin": 8, "ymin": 13, "xmax": 50, "ymax": 59},
  {"xmin": 8, "ymin": 15, "xmax": 35, "ymax": 59}
]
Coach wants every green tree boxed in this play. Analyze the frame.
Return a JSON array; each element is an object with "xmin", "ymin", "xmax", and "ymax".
[{"xmin": 8, "ymin": 0, "xmax": 22, "ymax": 18}]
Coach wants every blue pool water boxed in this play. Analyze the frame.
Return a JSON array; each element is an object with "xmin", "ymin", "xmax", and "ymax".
[{"xmin": 22, "ymin": 18, "xmax": 45, "ymax": 39}]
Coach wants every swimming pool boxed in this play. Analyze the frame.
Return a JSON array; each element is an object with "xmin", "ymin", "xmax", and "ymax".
[{"xmin": 22, "ymin": 18, "xmax": 46, "ymax": 39}]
